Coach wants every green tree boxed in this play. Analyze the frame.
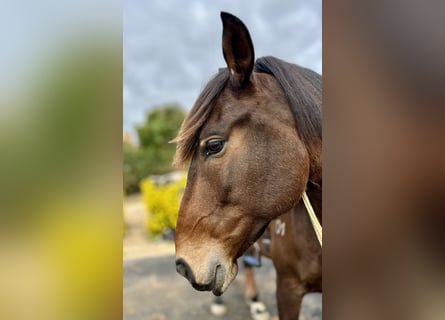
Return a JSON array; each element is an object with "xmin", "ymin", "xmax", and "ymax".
[
  {"xmin": 123, "ymin": 104, "xmax": 185, "ymax": 194},
  {"xmin": 137, "ymin": 104, "xmax": 185, "ymax": 149}
]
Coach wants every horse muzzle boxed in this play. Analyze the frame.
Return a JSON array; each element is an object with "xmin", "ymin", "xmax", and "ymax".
[{"xmin": 175, "ymin": 255, "xmax": 237, "ymax": 296}]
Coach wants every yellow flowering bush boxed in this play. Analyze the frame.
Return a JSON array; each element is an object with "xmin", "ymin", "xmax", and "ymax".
[{"xmin": 140, "ymin": 173, "xmax": 186, "ymax": 235}]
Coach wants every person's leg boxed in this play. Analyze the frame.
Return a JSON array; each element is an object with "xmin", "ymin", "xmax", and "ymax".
[
  {"xmin": 243, "ymin": 247, "xmax": 270, "ymax": 320},
  {"xmin": 244, "ymin": 264, "xmax": 259, "ymax": 301}
]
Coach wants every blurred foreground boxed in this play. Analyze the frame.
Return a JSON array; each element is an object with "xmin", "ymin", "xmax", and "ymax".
[{"xmin": 0, "ymin": 3, "xmax": 122, "ymax": 319}]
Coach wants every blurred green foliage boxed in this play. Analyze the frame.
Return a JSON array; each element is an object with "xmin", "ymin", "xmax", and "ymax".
[
  {"xmin": 0, "ymin": 27, "xmax": 122, "ymax": 320},
  {"xmin": 137, "ymin": 104, "xmax": 185, "ymax": 149},
  {"xmin": 1, "ymin": 37, "xmax": 121, "ymax": 224},
  {"xmin": 123, "ymin": 104, "xmax": 185, "ymax": 194}
]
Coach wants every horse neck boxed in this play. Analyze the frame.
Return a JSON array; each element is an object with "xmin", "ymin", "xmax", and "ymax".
[
  {"xmin": 305, "ymin": 179, "xmax": 322, "ymax": 224},
  {"xmin": 302, "ymin": 139, "xmax": 322, "ymax": 222},
  {"xmin": 306, "ymin": 140, "xmax": 322, "ymax": 185}
]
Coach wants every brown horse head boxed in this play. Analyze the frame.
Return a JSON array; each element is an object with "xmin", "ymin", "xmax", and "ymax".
[{"xmin": 174, "ymin": 12, "xmax": 321, "ymax": 295}]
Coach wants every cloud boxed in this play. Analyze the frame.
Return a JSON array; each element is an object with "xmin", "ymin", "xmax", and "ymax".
[{"xmin": 123, "ymin": 0, "xmax": 321, "ymax": 136}]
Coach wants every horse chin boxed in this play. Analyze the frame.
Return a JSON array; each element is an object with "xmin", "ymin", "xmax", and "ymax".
[{"xmin": 212, "ymin": 260, "xmax": 238, "ymax": 296}]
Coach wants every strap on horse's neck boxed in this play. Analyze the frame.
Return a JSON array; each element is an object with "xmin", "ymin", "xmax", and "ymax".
[{"xmin": 302, "ymin": 191, "xmax": 322, "ymax": 247}]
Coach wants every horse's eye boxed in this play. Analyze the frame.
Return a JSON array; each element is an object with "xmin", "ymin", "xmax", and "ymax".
[{"xmin": 205, "ymin": 139, "xmax": 225, "ymax": 157}]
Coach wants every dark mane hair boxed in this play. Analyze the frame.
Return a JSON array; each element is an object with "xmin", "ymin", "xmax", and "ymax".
[
  {"xmin": 255, "ymin": 56, "xmax": 322, "ymax": 144},
  {"xmin": 173, "ymin": 57, "xmax": 322, "ymax": 168}
]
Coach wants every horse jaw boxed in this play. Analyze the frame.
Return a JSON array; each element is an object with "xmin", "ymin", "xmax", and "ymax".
[{"xmin": 215, "ymin": 260, "xmax": 238, "ymax": 296}]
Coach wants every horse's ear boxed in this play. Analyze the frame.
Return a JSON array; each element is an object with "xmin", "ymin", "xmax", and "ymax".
[{"xmin": 221, "ymin": 12, "xmax": 255, "ymax": 88}]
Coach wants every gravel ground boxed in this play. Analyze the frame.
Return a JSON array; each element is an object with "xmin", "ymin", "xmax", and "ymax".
[{"xmin": 124, "ymin": 254, "xmax": 321, "ymax": 320}]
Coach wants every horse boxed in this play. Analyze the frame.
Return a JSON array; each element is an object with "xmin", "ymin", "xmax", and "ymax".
[{"xmin": 173, "ymin": 12, "xmax": 322, "ymax": 319}]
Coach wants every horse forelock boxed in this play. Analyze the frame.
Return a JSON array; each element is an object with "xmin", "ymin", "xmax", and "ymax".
[{"xmin": 173, "ymin": 69, "xmax": 230, "ymax": 168}]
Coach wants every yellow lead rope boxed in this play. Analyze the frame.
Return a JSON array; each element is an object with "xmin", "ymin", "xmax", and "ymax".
[{"xmin": 302, "ymin": 191, "xmax": 322, "ymax": 247}]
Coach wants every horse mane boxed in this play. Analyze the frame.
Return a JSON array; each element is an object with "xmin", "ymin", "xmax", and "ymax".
[
  {"xmin": 254, "ymin": 56, "xmax": 322, "ymax": 146},
  {"xmin": 173, "ymin": 56, "xmax": 322, "ymax": 169}
]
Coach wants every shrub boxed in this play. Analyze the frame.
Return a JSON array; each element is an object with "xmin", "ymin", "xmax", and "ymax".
[{"xmin": 140, "ymin": 173, "xmax": 186, "ymax": 235}]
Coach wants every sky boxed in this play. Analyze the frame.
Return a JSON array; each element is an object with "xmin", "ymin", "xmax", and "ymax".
[
  {"xmin": 123, "ymin": 0, "xmax": 322, "ymax": 138},
  {"xmin": 0, "ymin": 0, "xmax": 119, "ymax": 90}
]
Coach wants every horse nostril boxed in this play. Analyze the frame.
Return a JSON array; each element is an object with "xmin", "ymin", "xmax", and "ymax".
[
  {"xmin": 175, "ymin": 258, "xmax": 194, "ymax": 283},
  {"xmin": 175, "ymin": 259, "xmax": 187, "ymax": 277}
]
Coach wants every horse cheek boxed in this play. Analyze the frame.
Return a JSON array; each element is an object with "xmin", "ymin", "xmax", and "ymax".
[{"xmin": 261, "ymin": 135, "xmax": 309, "ymax": 216}]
